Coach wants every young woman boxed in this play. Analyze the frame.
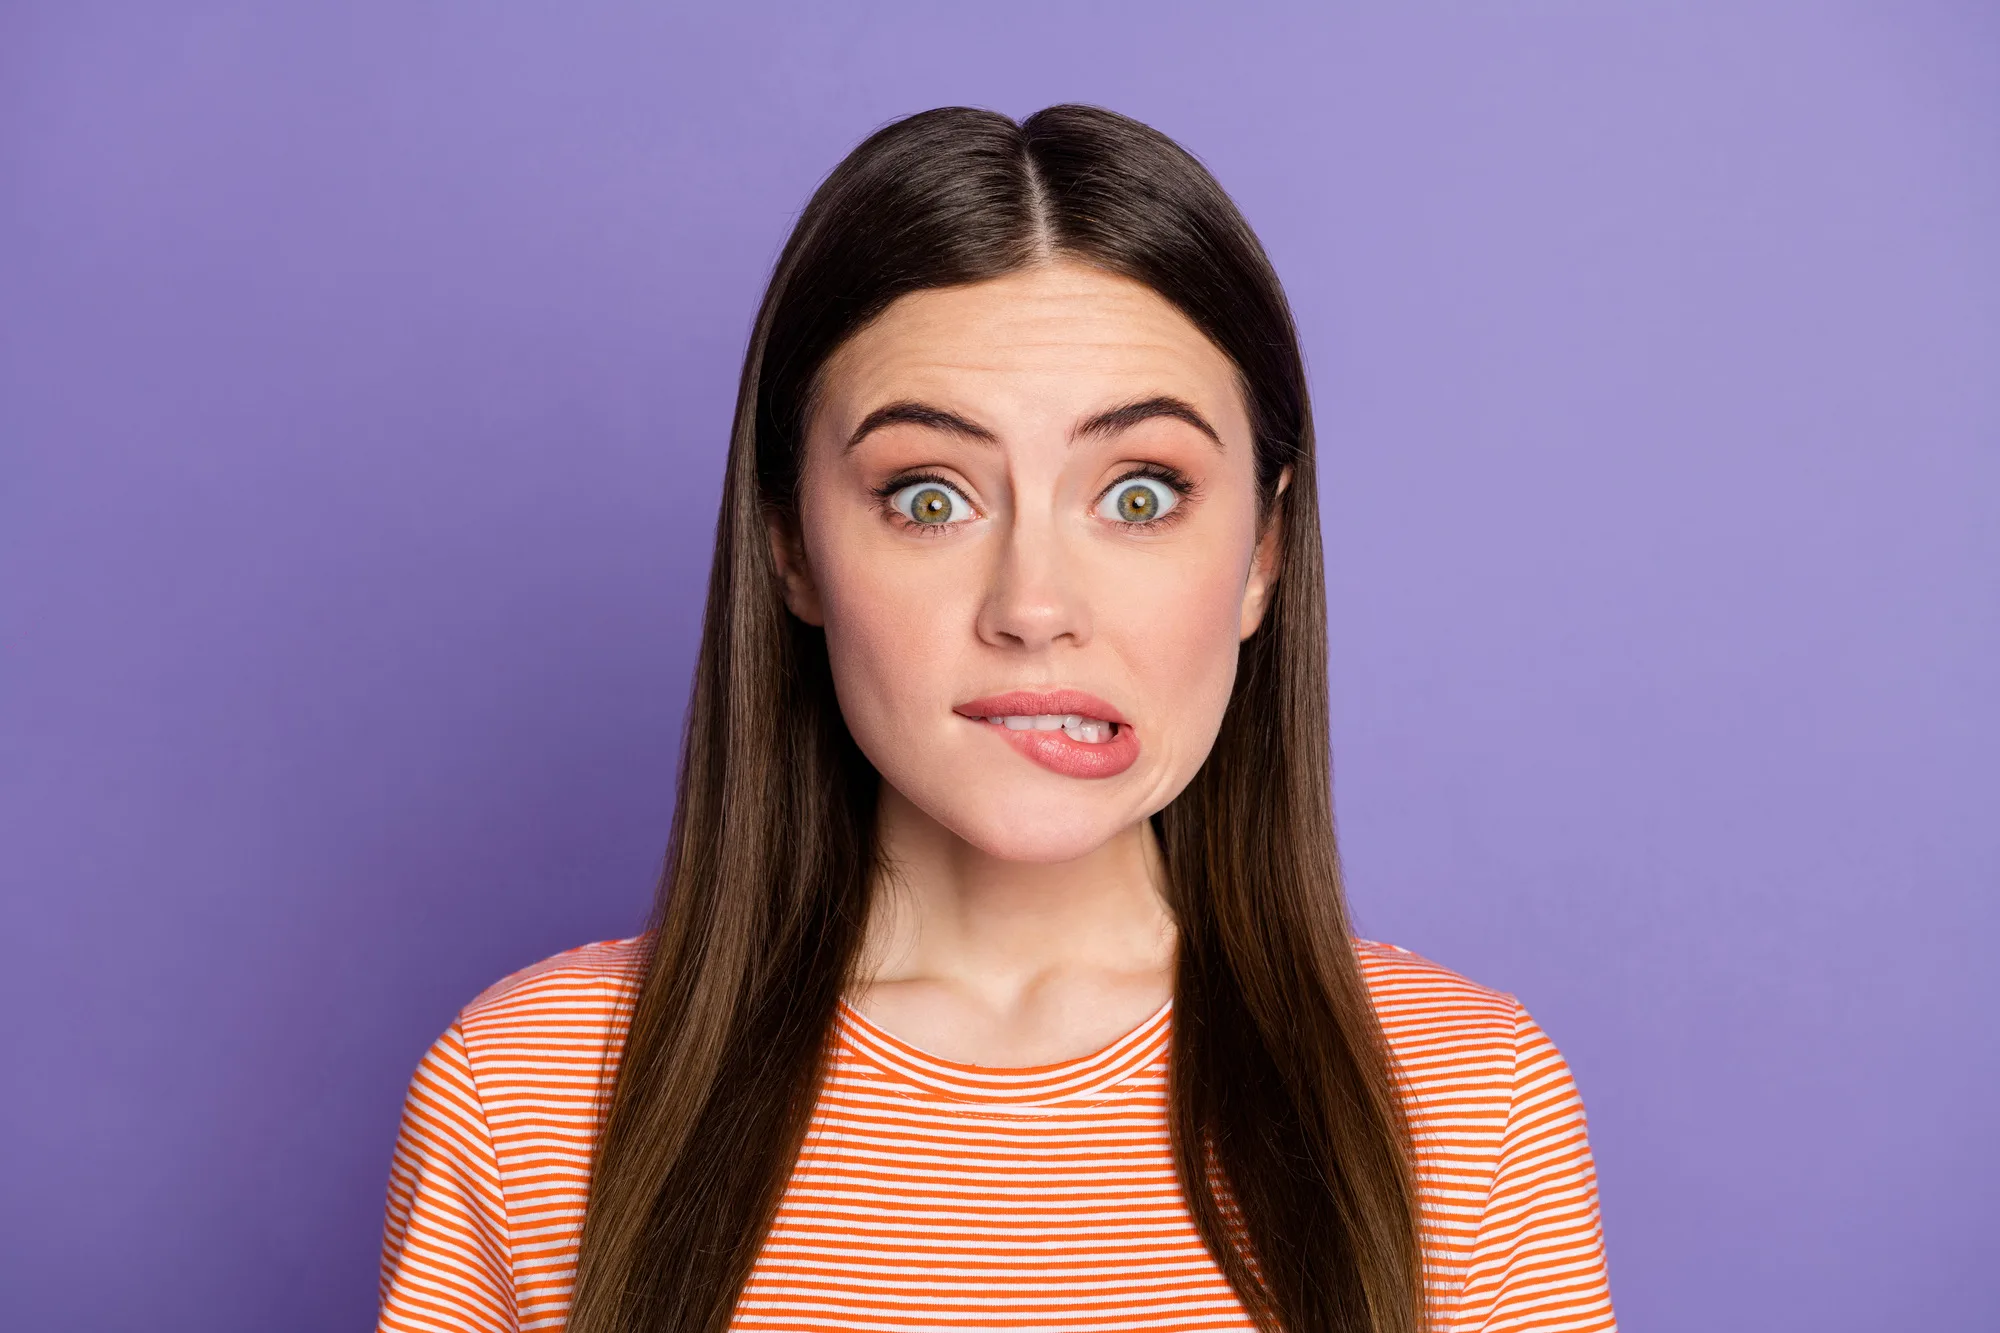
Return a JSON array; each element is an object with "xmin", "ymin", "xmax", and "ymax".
[{"xmin": 376, "ymin": 106, "xmax": 1615, "ymax": 1333}]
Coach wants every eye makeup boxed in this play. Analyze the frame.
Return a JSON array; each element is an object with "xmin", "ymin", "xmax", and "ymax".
[
  {"xmin": 873, "ymin": 471, "xmax": 979, "ymax": 535},
  {"xmin": 1093, "ymin": 462, "xmax": 1198, "ymax": 531},
  {"xmin": 869, "ymin": 459, "xmax": 1201, "ymax": 536}
]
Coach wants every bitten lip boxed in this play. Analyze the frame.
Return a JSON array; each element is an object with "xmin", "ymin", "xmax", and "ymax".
[{"xmin": 953, "ymin": 689, "xmax": 1129, "ymax": 727}]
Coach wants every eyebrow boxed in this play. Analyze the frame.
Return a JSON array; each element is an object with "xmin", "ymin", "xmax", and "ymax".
[
  {"xmin": 842, "ymin": 393, "xmax": 1226, "ymax": 454},
  {"xmin": 1072, "ymin": 395, "xmax": 1226, "ymax": 450},
  {"xmin": 845, "ymin": 401, "xmax": 999, "ymax": 452}
]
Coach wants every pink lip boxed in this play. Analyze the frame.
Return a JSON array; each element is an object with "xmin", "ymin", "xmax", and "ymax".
[
  {"xmin": 955, "ymin": 690, "xmax": 1129, "ymax": 726},
  {"xmin": 953, "ymin": 690, "xmax": 1139, "ymax": 780}
]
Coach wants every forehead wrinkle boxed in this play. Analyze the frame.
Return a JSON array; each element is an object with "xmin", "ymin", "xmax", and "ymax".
[{"xmin": 828, "ymin": 288, "xmax": 1246, "ymax": 457}]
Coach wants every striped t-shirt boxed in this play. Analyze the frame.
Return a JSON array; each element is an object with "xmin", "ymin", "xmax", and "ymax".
[{"xmin": 377, "ymin": 938, "xmax": 1615, "ymax": 1332}]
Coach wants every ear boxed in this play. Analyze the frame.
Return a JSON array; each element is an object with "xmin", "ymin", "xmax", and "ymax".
[
  {"xmin": 1239, "ymin": 466, "xmax": 1291, "ymax": 640},
  {"xmin": 766, "ymin": 510, "xmax": 825, "ymax": 626}
]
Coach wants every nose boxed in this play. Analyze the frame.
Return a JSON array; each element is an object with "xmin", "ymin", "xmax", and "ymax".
[{"xmin": 974, "ymin": 507, "xmax": 1092, "ymax": 651}]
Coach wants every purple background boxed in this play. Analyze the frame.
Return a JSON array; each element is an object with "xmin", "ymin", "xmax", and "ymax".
[{"xmin": 3, "ymin": 3, "xmax": 1995, "ymax": 1329}]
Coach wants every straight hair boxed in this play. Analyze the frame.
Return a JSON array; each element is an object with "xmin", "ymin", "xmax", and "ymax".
[{"xmin": 567, "ymin": 104, "xmax": 1425, "ymax": 1333}]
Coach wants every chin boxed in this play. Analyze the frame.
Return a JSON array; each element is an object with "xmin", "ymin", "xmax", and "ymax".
[{"xmin": 920, "ymin": 784, "xmax": 1144, "ymax": 864}]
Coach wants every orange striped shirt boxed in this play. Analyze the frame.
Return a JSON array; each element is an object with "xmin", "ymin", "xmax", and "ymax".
[{"xmin": 377, "ymin": 938, "xmax": 1615, "ymax": 1332}]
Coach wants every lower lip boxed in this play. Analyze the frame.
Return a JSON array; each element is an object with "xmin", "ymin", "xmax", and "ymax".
[{"xmin": 966, "ymin": 717, "xmax": 1141, "ymax": 779}]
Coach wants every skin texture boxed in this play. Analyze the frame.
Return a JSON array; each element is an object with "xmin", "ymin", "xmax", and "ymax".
[{"xmin": 770, "ymin": 260, "xmax": 1286, "ymax": 1065}]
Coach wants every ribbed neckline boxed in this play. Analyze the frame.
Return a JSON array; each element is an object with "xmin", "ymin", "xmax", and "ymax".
[{"xmin": 834, "ymin": 997, "xmax": 1174, "ymax": 1106}]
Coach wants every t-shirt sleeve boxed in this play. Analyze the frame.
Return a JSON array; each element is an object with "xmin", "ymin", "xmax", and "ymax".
[
  {"xmin": 377, "ymin": 1020, "xmax": 519, "ymax": 1333},
  {"xmin": 1454, "ymin": 1003, "xmax": 1617, "ymax": 1332}
]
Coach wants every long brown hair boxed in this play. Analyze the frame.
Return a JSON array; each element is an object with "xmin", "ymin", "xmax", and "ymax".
[{"xmin": 567, "ymin": 105, "xmax": 1425, "ymax": 1333}]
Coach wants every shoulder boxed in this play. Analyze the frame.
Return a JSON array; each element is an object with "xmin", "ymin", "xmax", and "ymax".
[
  {"xmin": 1352, "ymin": 938, "xmax": 1534, "ymax": 1096},
  {"xmin": 1353, "ymin": 944, "xmax": 1610, "ymax": 1317},
  {"xmin": 453, "ymin": 935, "xmax": 647, "ymax": 1057},
  {"xmin": 463, "ymin": 934, "xmax": 647, "ymax": 1010},
  {"xmin": 1354, "ymin": 938, "xmax": 1519, "ymax": 1026},
  {"xmin": 383, "ymin": 939, "xmax": 647, "ymax": 1305},
  {"xmin": 417, "ymin": 937, "xmax": 647, "ymax": 1183}
]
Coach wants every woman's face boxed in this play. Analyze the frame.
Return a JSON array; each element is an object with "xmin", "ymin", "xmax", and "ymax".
[{"xmin": 774, "ymin": 260, "xmax": 1285, "ymax": 864}]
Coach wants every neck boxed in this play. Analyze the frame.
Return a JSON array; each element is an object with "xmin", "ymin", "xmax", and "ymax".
[{"xmin": 854, "ymin": 781, "xmax": 1177, "ymax": 1043}]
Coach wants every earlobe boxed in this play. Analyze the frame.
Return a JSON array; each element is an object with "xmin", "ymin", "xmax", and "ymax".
[
  {"xmin": 1238, "ymin": 466, "xmax": 1292, "ymax": 640},
  {"xmin": 766, "ymin": 513, "xmax": 825, "ymax": 627}
]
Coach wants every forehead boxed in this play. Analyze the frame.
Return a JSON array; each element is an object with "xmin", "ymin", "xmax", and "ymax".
[{"xmin": 815, "ymin": 261, "xmax": 1249, "ymax": 437}]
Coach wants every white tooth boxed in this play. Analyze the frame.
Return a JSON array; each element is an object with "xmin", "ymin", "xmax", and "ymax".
[
  {"xmin": 1003, "ymin": 715, "xmax": 1034, "ymax": 730},
  {"xmin": 1062, "ymin": 714, "xmax": 1082, "ymax": 728},
  {"xmin": 1032, "ymin": 715, "xmax": 1063, "ymax": 731},
  {"xmin": 1063, "ymin": 719, "xmax": 1109, "ymax": 744}
]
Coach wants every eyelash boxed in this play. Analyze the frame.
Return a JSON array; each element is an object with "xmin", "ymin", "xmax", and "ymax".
[
  {"xmin": 873, "ymin": 464, "xmax": 1200, "ymax": 534},
  {"xmin": 873, "ymin": 472, "xmax": 972, "ymax": 537},
  {"xmin": 1097, "ymin": 463, "xmax": 1198, "ymax": 530}
]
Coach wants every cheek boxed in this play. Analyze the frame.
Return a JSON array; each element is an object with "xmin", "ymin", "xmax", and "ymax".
[
  {"xmin": 1105, "ymin": 553, "xmax": 1249, "ymax": 735},
  {"xmin": 808, "ymin": 526, "xmax": 972, "ymax": 734},
  {"xmin": 823, "ymin": 578, "xmax": 943, "ymax": 704}
]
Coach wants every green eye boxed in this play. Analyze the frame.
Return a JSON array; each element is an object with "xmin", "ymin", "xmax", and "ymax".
[
  {"xmin": 891, "ymin": 481, "xmax": 971, "ymax": 526},
  {"xmin": 1098, "ymin": 477, "xmax": 1179, "ymax": 524}
]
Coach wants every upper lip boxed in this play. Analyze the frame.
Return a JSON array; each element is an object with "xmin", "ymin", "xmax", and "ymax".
[{"xmin": 954, "ymin": 689, "xmax": 1129, "ymax": 726}]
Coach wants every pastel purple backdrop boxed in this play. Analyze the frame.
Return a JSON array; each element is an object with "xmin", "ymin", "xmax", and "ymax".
[{"xmin": 3, "ymin": 4, "xmax": 1995, "ymax": 1330}]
